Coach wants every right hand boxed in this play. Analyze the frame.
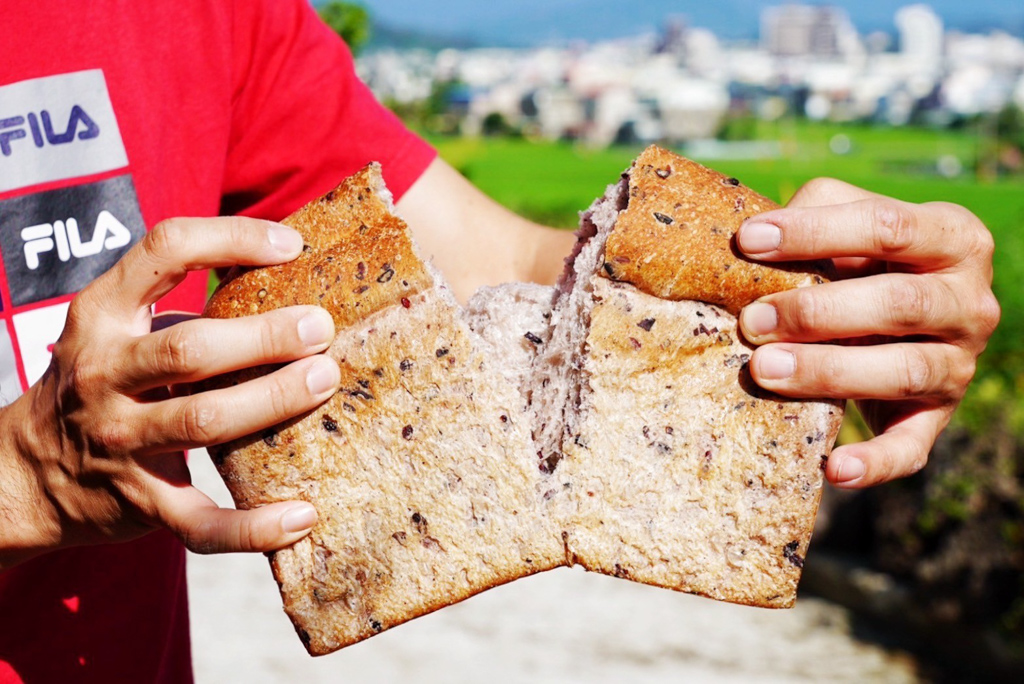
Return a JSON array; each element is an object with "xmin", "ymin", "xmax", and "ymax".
[{"xmin": 0, "ymin": 217, "xmax": 341, "ymax": 569}]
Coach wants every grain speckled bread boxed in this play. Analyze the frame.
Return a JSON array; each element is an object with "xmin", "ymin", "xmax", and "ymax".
[
  {"xmin": 600, "ymin": 147, "xmax": 830, "ymax": 314},
  {"xmin": 203, "ymin": 147, "xmax": 844, "ymax": 655},
  {"xmin": 204, "ymin": 166, "xmax": 564, "ymax": 654},
  {"xmin": 530, "ymin": 146, "xmax": 843, "ymax": 607}
]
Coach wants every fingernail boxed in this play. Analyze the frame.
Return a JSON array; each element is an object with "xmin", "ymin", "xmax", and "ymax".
[
  {"xmin": 835, "ymin": 456, "xmax": 866, "ymax": 484},
  {"xmin": 739, "ymin": 221, "xmax": 781, "ymax": 254},
  {"xmin": 281, "ymin": 504, "xmax": 317, "ymax": 533},
  {"xmin": 756, "ymin": 348, "xmax": 795, "ymax": 380},
  {"xmin": 297, "ymin": 309, "xmax": 335, "ymax": 347},
  {"xmin": 742, "ymin": 302, "xmax": 778, "ymax": 338},
  {"xmin": 305, "ymin": 357, "xmax": 340, "ymax": 395},
  {"xmin": 267, "ymin": 225, "xmax": 304, "ymax": 255}
]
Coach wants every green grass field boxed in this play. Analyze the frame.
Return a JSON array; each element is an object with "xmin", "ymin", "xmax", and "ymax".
[{"xmin": 433, "ymin": 125, "xmax": 1024, "ymax": 381}]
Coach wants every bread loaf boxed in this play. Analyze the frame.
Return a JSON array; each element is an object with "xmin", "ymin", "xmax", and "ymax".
[{"xmin": 203, "ymin": 146, "xmax": 843, "ymax": 655}]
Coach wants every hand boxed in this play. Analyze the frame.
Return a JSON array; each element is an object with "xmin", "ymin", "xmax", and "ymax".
[
  {"xmin": 736, "ymin": 178, "xmax": 1000, "ymax": 489},
  {"xmin": 0, "ymin": 217, "xmax": 342, "ymax": 569}
]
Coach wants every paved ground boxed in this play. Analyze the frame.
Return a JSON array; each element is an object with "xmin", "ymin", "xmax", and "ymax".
[{"xmin": 187, "ymin": 452, "xmax": 919, "ymax": 683}]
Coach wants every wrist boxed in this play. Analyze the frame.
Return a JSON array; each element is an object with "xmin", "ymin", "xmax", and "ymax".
[{"xmin": 0, "ymin": 390, "xmax": 61, "ymax": 570}]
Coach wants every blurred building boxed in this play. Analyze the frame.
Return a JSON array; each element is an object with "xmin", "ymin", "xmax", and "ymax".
[
  {"xmin": 358, "ymin": 2, "xmax": 1024, "ymax": 147},
  {"xmin": 895, "ymin": 5, "xmax": 944, "ymax": 64},
  {"xmin": 761, "ymin": 5, "xmax": 854, "ymax": 58},
  {"xmin": 655, "ymin": 17, "xmax": 687, "ymax": 56}
]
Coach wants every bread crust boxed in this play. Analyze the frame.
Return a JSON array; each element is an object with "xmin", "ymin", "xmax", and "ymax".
[
  {"xmin": 205, "ymin": 164, "xmax": 435, "ymax": 330},
  {"xmin": 601, "ymin": 146, "xmax": 832, "ymax": 314}
]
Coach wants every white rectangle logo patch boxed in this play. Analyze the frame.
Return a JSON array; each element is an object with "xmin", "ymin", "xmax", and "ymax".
[
  {"xmin": 0, "ymin": 69, "xmax": 128, "ymax": 194},
  {"xmin": 0, "ymin": 320, "xmax": 22, "ymax": 407},
  {"xmin": 13, "ymin": 302, "xmax": 70, "ymax": 386}
]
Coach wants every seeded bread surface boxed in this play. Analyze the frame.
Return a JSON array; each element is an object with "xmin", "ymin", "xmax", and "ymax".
[
  {"xmin": 557, "ymin": 279, "xmax": 839, "ymax": 607},
  {"xmin": 602, "ymin": 146, "xmax": 832, "ymax": 314}
]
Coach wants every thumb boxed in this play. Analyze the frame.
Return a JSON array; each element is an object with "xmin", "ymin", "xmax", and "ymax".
[
  {"xmin": 825, "ymin": 408, "xmax": 942, "ymax": 489},
  {"xmin": 157, "ymin": 486, "xmax": 317, "ymax": 554}
]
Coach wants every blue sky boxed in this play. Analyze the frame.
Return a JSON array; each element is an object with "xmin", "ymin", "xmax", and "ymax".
[{"xmin": 350, "ymin": 1, "xmax": 1024, "ymax": 44}]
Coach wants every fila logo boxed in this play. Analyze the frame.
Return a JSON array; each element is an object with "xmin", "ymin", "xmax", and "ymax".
[
  {"xmin": 0, "ymin": 106, "xmax": 100, "ymax": 157},
  {"xmin": 0, "ymin": 70, "xmax": 128, "ymax": 194},
  {"xmin": 0, "ymin": 174, "xmax": 145, "ymax": 307},
  {"xmin": 21, "ymin": 211, "xmax": 132, "ymax": 270}
]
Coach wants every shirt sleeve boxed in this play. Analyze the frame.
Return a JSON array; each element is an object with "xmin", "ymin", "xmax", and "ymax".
[{"xmin": 221, "ymin": 0, "xmax": 436, "ymax": 220}]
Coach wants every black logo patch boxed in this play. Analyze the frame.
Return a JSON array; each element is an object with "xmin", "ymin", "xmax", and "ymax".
[{"xmin": 0, "ymin": 174, "xmax": 145, "ymax": 307}]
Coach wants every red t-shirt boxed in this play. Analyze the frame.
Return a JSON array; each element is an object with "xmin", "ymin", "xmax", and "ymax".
[{"xmin": 0, "ymin": 1, "xmax": 435, "ymax": 681}]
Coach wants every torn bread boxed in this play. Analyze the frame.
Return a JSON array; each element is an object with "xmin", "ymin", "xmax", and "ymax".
[
  {"xmin": 530, "ymin": 146, "xmax": 842, "ymax": 607},
  {"xmin": 465, "ymin": 282, "xmax": 554, "ymax": 401},
  {"xmin": 203, "ymin": 147, "xmax": 843, "ymax": 655},
  {"xmin": 204, "ymin": 165, "xmax": 563, "ymax": 654}
]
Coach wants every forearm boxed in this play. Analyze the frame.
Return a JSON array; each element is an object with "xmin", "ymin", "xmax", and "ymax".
[
  {"xmin": 520, "ymin": 219, "xmax": 577, "ymax": 287},
  {"xmin": 397, "ymin": 158, "xmax": 575, "ymax": 300}
]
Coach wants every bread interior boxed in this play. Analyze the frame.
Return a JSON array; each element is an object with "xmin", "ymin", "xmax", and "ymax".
[{"xmin": 527, "ymin": 177, "xmax": 629, "ymax": 476}]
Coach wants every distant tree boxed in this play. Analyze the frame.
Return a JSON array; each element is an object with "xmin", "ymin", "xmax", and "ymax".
[
  {"xmin": 716, "ymin": 114, "xmax": 758, "ymax": 141},
  {"xmin": 317, "ymin": 2, "xmax": 371, "ymax": 54},
  {"xmin": 383, "ymin": 80, "xmax": 466, "ymax": 136},
  {"xmin": 426, "ymin": 79, "xmax": 460, "ymax": 118},
  {"xmin": 996, "ymin": 104, "xmax": 1024, "ymax": 151},
  {"xmin": 481, "ymin": 112, "xmax": 521, "ymax": 138},
  {"xmin": 975, "ymin": 105, "xmax": 1024, "ymax": 178}
]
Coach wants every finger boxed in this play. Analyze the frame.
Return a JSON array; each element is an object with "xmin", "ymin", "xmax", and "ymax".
[
  {"xmin": 748, "ymin": 342, "xmax": 974, "ymax": 401},
  {"xmin": 90, "ymin": 217, "xmax": 305, "ymax": 318},
  {"xmin": 737, "ymin": 198, "xmax": 979, "ymax": 269},
  {"xmin": 119, "ymin": 306, "xmax": 335, "ymax": 391},
  {"xmin": 157, "ymin": 485, "xmax": 317, "ymax": 554},
  {"xmin": 785, "ymin": 179, "xmax": 881, "ymax": 278},
  {"xmin": 135, "ymin": 354, "xmax": 341, "ymax": 452},
  {"xmin": 785, "ymin": 177, "xmax": 879, "ymax": 209},
  {"xmin": 825, "ymin": 410, "xmax": 945, "ymax": 488},
  {"xmin": 740, "ymin": 274, "xmax": 970, "ymax": 344}
]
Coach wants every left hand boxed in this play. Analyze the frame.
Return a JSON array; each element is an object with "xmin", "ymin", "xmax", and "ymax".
[{"xmin": 735, "ymin": 178, "xmax": 1000, "ymax": 489}]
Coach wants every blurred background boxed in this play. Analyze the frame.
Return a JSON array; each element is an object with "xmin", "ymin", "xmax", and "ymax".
[{"xmin": 189, "ymin": 2, "xmax": 1024, "ymax": 682}]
